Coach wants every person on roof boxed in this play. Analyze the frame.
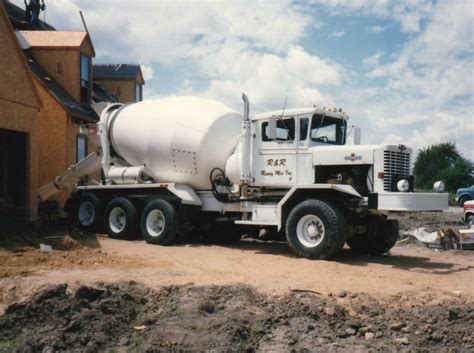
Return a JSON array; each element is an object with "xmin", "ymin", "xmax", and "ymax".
[{"xmin": 24, "ymin": 0, "xmax": 45, "ymax": 27}]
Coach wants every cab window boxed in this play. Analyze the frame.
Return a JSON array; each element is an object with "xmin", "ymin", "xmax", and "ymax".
[
  {"xmin": 262, "ymin": 118, "xmax": 295, "ymax": 142},
  {"xmin": 310, "ymin": 114, "xmax": 346, "ymax": 145}
]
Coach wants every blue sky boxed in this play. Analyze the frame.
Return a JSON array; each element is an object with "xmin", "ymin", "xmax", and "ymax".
[{"xmin": 12, "ymin": 0, "xmax": 473, "ymax": 159}]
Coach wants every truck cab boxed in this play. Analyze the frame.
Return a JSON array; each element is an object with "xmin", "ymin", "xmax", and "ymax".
[{"xmin": 251, "ymin": 108, "xmax": 348, "ymax": 186}]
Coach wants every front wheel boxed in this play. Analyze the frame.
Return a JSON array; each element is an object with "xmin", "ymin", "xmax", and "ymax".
[{"xmin": 286, "ymin": 199, "xmax": 347, "ymax": 259}]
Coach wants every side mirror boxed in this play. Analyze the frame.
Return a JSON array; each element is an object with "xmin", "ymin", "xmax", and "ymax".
[
  {"xmin": 267, "ymin": 117, "xmax": 277, "ymax": 140},
  {"xmin": 354, "ymin": 126, "xmax": 361, "ymax": 145}
]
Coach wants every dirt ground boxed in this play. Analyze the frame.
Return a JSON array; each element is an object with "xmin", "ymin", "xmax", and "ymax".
[{"xmin": 0, "ymin": 208, "xmax": 473, "ymax": 351}]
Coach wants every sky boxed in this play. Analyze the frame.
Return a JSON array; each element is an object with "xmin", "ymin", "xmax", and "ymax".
[{"xmin": 12, "ymin": 0, "xmax": 473, "ymax": 160}]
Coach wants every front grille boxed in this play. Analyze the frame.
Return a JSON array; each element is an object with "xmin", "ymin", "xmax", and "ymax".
[{"xmin": 383, "ymin": 151, "xmax": 411, "ymax": 191}]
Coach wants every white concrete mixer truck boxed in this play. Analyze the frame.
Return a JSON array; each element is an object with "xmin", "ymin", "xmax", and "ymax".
[{"xmin": 39, "ymin": 94, "xmax": 448, "ymax": 259}]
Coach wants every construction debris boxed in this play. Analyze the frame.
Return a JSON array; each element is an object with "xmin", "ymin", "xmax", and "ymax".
[
  {"xmin": 408, "ymin": 227, "xmax": 474, "ymax": 250},
  {"xmin": 39, "ymin": 244, "xmax": 53, "ymax": 253}
]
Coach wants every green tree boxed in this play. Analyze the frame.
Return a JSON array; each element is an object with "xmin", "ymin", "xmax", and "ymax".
[
  {"xmin": 413, "ymin": 142, "xmax": 472, "ymax": 192},
  {"xmin": 439, "ymin": 159, "xmax": 473, "ymax": 192}
]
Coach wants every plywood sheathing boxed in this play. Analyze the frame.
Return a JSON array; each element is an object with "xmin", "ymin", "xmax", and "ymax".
[
  {"xmin": 16, "ymin": 31, "xmax": 95, "ymax": 56},
  {"xmin": 18, "ymin": 31, "xmax": 96, "ymax": 103},
  {"xmin": 0, "ymin": 8, "xmax": 41, "ymax": 110},
  {"xmin": 31, "ymin": 78, "xmax": 71, "ymax": 209},
  {"xmin": 0, "ymin": 3, "xmax": 41, "ymax": 220},
  {"xmin": 31, "ymin": 48, "xmax": 82, "ymax": 102}
]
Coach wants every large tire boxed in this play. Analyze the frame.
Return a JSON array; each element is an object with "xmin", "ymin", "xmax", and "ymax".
[
  {"xmin": 285, "ymin": 199, "xmax": 347, "ymax": 259},
  {"xmin": 76, "ymin": 193, "xmax": 104, "ymax": 233},
  {"xmin": 140, "ymin": 199, "xmax": 177, "ymax": 245},
  {"xmin": 347, "ymin": 215, "xmax": 399, "ymax": 256},
  {"xmin": 104, "ymin": 197, "xmax": 138, "ymax": 240},
  {"xmin": 467, "ymin": 215, "xmax": 473, "ymax": 229},
  {"xmin": 459, "ymin": 196, "xmax": 471, "ymax": 207}
]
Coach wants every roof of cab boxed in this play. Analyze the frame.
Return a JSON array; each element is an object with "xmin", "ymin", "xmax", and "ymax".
[{"xmin": 252, "ymin": 107, "xmax": 348, "ymax": 121}]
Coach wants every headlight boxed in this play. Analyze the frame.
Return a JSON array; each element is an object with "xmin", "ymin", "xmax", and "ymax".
[
  {"xmin": 433, "ymin": 181, "xmax": 445, "ymax": 193},
  {"xmin": 397, "ymin": 179, "xmax": 410, "ymax": 192}
]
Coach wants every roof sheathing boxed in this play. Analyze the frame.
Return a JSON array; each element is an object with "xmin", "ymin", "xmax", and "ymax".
[
  {"xmin": 16, "ymin": 30, "xmax": 96, "ymax": 56},
  {"xmin": 24, "ymin": 51, "xmax": 98, "ymax": 122}
]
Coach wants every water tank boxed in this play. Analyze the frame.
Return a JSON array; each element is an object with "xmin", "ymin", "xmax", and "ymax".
[{"xmin": 107, "ymin": 96, "xmax": 243, "ymax": 189}]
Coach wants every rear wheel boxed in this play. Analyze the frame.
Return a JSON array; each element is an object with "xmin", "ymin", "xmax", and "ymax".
[
  {"xmin": 347, "ymin": 215, "xmax": 399, "ymax": 255},
  {"xmin": 468, "ymin": 215, "xmax": 473, "ymax": 229},
  {"xmin": 76, "ymin": 193, "xmax": 104, "ymax": 233},
  {"xmin": 286, "ymin": 199, "xmax": 347, "ymax": 259},
  {"xmin": 104, "ymin": 197, "xmax": 138, "ymax": 240},
  {"xmin": 140, "ymin": 199, "xmax": 177, "ymax": 245}
]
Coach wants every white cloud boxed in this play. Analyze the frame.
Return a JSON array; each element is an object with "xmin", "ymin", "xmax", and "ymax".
[
  {"xmin": 311, "ymin": 0, "xmax": 434, "ymax": 32},
  {"xmin": 38, "ymin": 0, "xmax": 311, "ymax": 63},
  {"xmin": 198, "ymin": 45, "xmax": 341, "ymax": 110},
  {"xmin": 382, "ymin": 111, "xmax": 474, "ymax": 160},
  {"xmin": 363, "ymin": 51, "xmax": 383, "ymax": 66},
  {"xmin": 366, "ymin": 25, "xmax": 386, "ymax": 33},
  {"xmin": 140, "ymin": 65, "xmax": 154, "ymax": 81},
  {"xmin": 330, "ymin": 30, "xmax": 345, "ymax": 37},
  {"xmin": 367, "ymin": 0, "xmax": 473, "ymax": 109},
  {"xmin": 352, "ymin": 0, "xmax": 474, "ymax": 159},
  {"xmin": 68, "ymin": 0, "xmax": 339, "ymax": 112}
]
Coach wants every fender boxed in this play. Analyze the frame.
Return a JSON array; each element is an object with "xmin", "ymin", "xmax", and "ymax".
[{"xmin": 276, "ymin": 184, "xmax": 362, "ymax": 230}]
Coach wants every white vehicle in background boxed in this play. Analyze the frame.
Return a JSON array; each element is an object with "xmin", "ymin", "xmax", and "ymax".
[
  {"xmin": 464, "ymin": 200, "xmax": 474, "ymax": 229},
  {"xmin": 39, "ymin": 94, "xmax": 448, "ymax": 259}
]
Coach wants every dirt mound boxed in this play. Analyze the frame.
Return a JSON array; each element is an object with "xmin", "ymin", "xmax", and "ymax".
[
  {"xmin": 0, "ymin": 229, "xmax": 150, "ymax": 281},
  {"xmin": 0, "ymin": 283, "xmax": 472, "ymax": 352},
  {"xmin": 0, "ymin": 246, "xmax": 148, "ymax": 279}
]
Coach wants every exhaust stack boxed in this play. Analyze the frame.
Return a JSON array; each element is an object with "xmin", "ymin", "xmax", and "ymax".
[{"xmin": 240, "ymin": 93, "xmax": 251, "ymax": 186}]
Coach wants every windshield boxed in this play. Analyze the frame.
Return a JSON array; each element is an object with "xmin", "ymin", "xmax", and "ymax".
[{"xmin": 310, "ymin": 114, "xmax": 346, "ymax": 145}]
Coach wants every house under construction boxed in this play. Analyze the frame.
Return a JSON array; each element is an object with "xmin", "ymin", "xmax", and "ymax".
[{"xmin": 0, "ymin": 1, "xmax": 145, "ymax": 224}]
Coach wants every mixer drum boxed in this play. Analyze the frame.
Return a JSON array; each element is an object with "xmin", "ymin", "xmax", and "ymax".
[{"xmin": 108, "ymin": 96, "xmax": 243, "ymax": 189}]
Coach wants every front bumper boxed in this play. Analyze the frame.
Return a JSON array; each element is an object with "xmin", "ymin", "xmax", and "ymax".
[{"xmin": 368, "ymin": 192, "xmax": 449, "ymax": 211}]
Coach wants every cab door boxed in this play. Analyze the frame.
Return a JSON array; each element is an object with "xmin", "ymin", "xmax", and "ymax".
[
  {"xmin": 252, "ymin": 115, "xmax": 312, "ymax": 186},
  {"xmin": 295, "ymin": 114, "xmax": 314, "ymax": 184}
]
